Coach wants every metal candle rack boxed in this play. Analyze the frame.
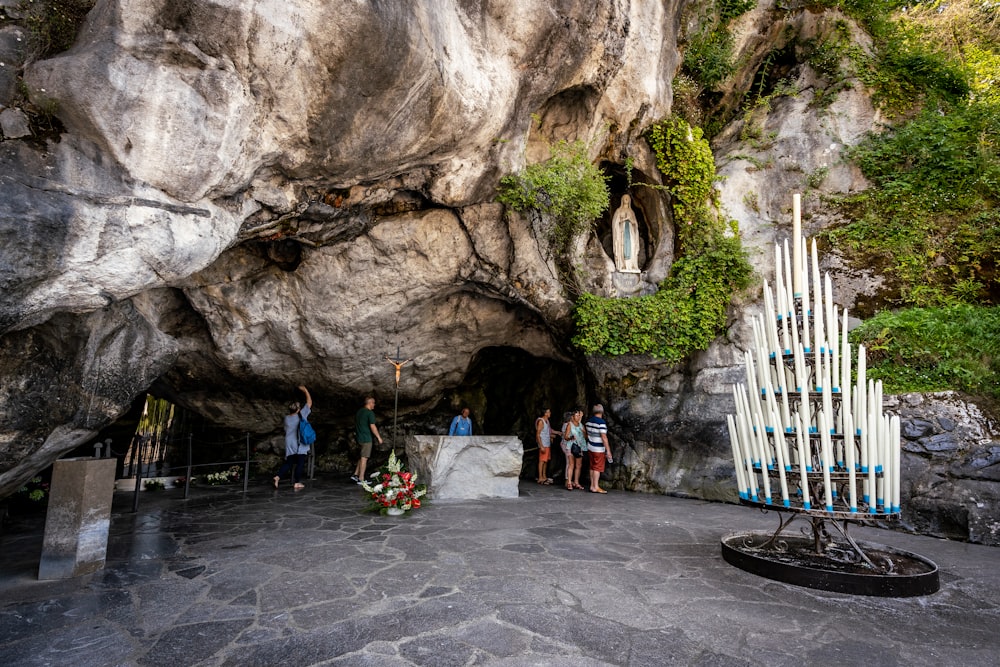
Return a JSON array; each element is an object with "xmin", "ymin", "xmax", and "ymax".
[{"xmin": 726, "ymin": 194, "xmax": 902, "ymax": 574}]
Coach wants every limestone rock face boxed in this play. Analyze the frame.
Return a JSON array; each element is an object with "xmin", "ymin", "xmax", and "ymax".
[
  {"xmin": 888, "ymin": 393, "xmax": 1000, "ymax": 546},
  {"xmin": 0, "ymin": 0, "xmax": 997, "ymax": 546},
  {"xmin": 0, "ymin": 0, "xmax": 680, "ymax": 497},
  {"xmin": 404, "ymin": 435, "xmax": 523, "ymax": 500}
]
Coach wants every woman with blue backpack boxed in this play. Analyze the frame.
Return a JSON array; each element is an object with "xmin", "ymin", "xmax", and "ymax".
[{"xmin": 274, "ymin": 385, "xmax": 314, "ymax": 490}]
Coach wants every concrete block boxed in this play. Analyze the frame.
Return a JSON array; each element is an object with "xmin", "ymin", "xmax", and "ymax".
[{"xmin": 38, "ymin": 457, "xmax": 117, "ymax": 579}]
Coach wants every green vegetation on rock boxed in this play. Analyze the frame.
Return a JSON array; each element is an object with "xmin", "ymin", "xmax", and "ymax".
[
  {"xmin": 822, "ymin": 0, "xmax": 1000, "ymax": 309},
  {"xmin": 497, "ymin": 139, "xmax": 610, "ymax": 254},
  {"xmin": 850, "ymin": 305, "xmax": 1000, "ymax": 398}
]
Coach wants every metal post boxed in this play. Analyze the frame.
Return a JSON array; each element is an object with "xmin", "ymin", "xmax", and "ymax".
[
  {"xmin": 243, "ymin": 432, "xmax": 250, "ymax": 493},
  {"xmin": 131, "ymin": 435, "xmax": 145, "ymax": 513},
  {"xmin": 384, "ymin": 343, "xmax": 411, "ymax": 455},
  {"xmin": 393, "ymin": 382, "xmax": 400, "ymax": 453},
  {"xmin": 183, "ymin": 433, "xmax": 193, "ymax": 500},
  {"xmin": 308, "ymin": 447, "xmax": 315, "ymax": 480},
  {"xmin": 125, "ymin": 433, "xmax": 138, "ymax": 478}
]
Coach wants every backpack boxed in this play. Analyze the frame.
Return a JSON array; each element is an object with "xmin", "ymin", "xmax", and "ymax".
[{"xmin": 297, "ymin": 413, "xmax": 316, "ymax": 449}]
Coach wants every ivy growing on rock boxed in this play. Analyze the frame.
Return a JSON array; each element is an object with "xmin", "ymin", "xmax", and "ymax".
[{"xmin": 571, "ymin": 117, "xmax": 753, "ymax": 360}]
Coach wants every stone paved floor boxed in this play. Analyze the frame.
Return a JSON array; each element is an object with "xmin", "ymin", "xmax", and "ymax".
[{"xmin": 1, "ymin": 478, "xmax": 999, "ymax": 666}]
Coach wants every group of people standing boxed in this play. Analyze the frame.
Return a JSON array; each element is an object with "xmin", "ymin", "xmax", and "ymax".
[
  {"xmin": 274, "ymin": 387, "xmax": 384, "ymax": 490},
  {"xmin": 274, "ymin": 389, "xmax": 614, "ymax": 495},
  {"xmin": 536, "ymin": 404, "xmax": 612, "ymax": 494}
]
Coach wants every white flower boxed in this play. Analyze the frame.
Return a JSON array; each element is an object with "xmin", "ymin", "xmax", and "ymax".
[{"xmin": 373, "ymin": 484, "xmax": 383, "ymax": 493}]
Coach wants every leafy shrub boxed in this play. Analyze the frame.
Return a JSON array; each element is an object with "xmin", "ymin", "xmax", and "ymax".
[
  {"xmin": 683, "ymin": 28, "xmax": 736, "ymax": 90},
  {"xmin": 718, "ymin": 0, "xmax": 757, "ymax": 21},
  {"xmin": 497, "ymin": 140, "xmax": 610, "ymax": 252},
  {"xmin": 850, "ymin": 305, "xmax": 1000, "ymax": 397}
]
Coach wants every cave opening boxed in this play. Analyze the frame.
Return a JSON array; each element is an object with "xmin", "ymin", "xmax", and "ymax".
[{"xmin": 434, "ymin": 345, "xmax": 583, "ymax": 475}]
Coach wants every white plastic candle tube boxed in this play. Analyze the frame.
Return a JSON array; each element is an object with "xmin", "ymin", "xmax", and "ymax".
[
  {"xmin": 736, "ymin": 390, "xmax": 759, "ymax": 499},
  {"xmin": 769, "ymin": 402, "xmax": 790, "ymax": 507},
  {"xmin": 819, "ymin": 409, "xmax": 834, "ymax": 512},
  {"xmin": 845, "ymin": 411, "xmax": 858, "ymax": 512},
  {"xmin": 812, "ymin": 239, "xmax": 824, "ymax": 357},
  {"xmin": 792, "ymin": 194, "xmax": 802, "ymax": 296},
  {"xmin": 797, "ymin": 342, "xmax": 812, "ymax": 452},
  {"xmin": 825, "ymin": 273, "xmax": 836, "ymax": 380},
  {"xmin": 727, "ymin": 414, "xmax": 747, "ymax": 500},
  {"xmin": 801, "ymin": 237, "xmax": 811, "ymax": 352},
  {"xmin": 891, "ymin": 415, "xmax": 901, "ymax": 512},
  {"xmin": 841, "ymin": 309, "xmax": 852, "ymax": 446},
  {"xmin": 797, "ymin": 410, "xmax": 811, "ymax": 510},
  {"xmin": 783, "ymin": 240, "xmax": 795, "ymax": 322}
]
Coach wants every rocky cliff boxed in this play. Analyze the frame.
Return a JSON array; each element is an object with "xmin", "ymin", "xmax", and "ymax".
[{"xmin": 1, "ymin": 0, "xmax": 997, "ymax": 543}]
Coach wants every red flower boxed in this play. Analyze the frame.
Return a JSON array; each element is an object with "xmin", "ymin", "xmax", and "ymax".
[{"xmin": 412, "ymin": 498, "xmax": 421, "ymax": 508}]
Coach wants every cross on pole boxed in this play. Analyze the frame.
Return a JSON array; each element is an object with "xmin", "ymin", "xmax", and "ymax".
[{"xmin": 384, "ymin": 343, "xmax": 412, "ymax": 453}]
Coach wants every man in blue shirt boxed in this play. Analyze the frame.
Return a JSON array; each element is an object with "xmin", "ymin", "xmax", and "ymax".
[
  {"xmin": 449, "ymin": 407, "xmax": 473, "ymax": 436},
  {"xmin": 584, "ymin": 403, "xmax": 612, "ymax": 493}
]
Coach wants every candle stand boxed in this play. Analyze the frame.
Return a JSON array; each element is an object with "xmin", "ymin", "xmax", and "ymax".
[{"xmin": 723, "ymin": 196, "xmax": 939, "ymax": 597}]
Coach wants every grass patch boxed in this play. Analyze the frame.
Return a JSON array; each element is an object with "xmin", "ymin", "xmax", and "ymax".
[{"xmin": 850, "ymin": 305, "xmax": 1000, "ymax": 397}]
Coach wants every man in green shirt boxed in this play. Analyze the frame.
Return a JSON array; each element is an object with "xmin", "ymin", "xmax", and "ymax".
[{"xmin": 351, "ymin": 396, "xmax": 383, "ymax": 484}]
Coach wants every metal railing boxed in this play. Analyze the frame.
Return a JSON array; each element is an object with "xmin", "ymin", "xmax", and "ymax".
[{"xmin": 127, "ymin": 432, "xmax": 315, "ymax": 512}]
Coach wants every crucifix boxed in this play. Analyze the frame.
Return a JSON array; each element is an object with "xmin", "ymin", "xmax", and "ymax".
[{"xmin": 384, "ymin": 344, "xmax": 412, "ymax": 452}]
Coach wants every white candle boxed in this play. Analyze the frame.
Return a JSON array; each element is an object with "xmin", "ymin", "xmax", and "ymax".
[
  {"xmin": 812, "ymin": 239, "xmax": 824, "ymax": 359},
  {"xmin": 827, "ymin": 277, "xmax": 840, "ymax": 393},
  {"xmin": 792, "ymin": 194, "xmax": 802, "ymax": 296},
  {"xmin": 776, "ymin": 248, "xmax": 792, "ymax": 356},
  {"xmin": 797, "ymin": 409, "xmax": 811, "ymax": 510},
  {"xmin": 841, "ymin": 309, "xmax": 852, "ymax": 448},
  {"xmin": 783, "ymin": 240, "xmax": 795, "ymax": 322},
  {"xmin": 819, "ymin": 409, "xmax": 834, "ymax": 512},
  {"xmin": 797, "ymin": 342, "xmax": 812, "ymax": 453},
  {"xmin": 727, "ymin": 414, "xmax": 747, "ymax": 500},
  {"xmin": 845, "ymin": 410, "xmax": 857, "ymax": 512},
  {"xmin": 768, "ymin": 397, "xmax": 791, "ymax": 506},
  {"xmin": 763, "ymin": 282, "xmax": 782, "ymax": 361},
  {"xmin": 743, "ymin": 352, "xmax": 765, "ymax": 458},
  {"xmin": 740, "ymin": 386, "xmax": 767, "ymax": 500},
  {"xmin": 736, "ymin": 388, "xmax": 759, "ymax": 499},
  {"xmin": 879, "ymin": 412, "xmax": 889, "ymax": 512},
  {"xmin": 867, "ymin": 379, "xmax": 877, "ymax": 514},
  {"xmin": 801, "ymin": 237, "xmax": 811, "ymax": 352},
  {"xmin": 891, "ymin": 415, "xmax": 901, "ymax": 512}
]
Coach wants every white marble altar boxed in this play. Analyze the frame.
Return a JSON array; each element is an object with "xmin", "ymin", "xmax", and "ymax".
[{"xmin": 404, "ymin": 435, "xmax": 523, "ymax": 499}]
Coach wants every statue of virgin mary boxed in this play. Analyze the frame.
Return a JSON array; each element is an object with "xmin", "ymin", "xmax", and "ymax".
[{"xmin": 611, "ymin": 194, "xmax": 640, "ymax": 273}]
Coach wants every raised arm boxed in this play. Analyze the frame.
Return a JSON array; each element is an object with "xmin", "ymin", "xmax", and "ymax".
[{"xmin": 298, "ymin": 385, "xmax": 312, "ymax": 409}]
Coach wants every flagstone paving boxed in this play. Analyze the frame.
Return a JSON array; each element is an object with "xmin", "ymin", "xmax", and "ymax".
[{"xmin": 1, "ymin": 479, "xmax": 998, "ymax": 666}]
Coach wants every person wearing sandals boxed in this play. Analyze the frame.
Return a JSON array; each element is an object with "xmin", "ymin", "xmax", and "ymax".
[
  {"xmin": 561, "ymin": 409, "xmax": 586, "ymax": 490},
  {"xmin": 274, "ymin": 385, "xmax": 312, "ymax": 490},
  {"xmin": 535, "ymin": 408, "xmax": 554, "ymax": 485},
  {"xmin": 584, "ymin": 403, "xmax": 612, "ymax": 493}
]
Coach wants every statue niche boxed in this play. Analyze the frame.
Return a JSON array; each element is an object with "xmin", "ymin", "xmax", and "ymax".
[{"xmin": 611, "ymin": 194, "xmax": 641, "ymax": 273}]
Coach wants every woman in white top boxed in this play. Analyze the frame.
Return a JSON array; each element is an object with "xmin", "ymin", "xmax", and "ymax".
[{"xmin": 561, "ymin": 409, "xmax": 586, "ymax": 490}]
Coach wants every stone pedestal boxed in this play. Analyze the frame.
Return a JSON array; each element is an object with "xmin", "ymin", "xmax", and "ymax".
[
  {"xmin": 38, "ymin": 457, "xmax": 117, "ymax": 580},
  {"xmin": 404, "ymin": 435, "xmax": 523, "ymax": 500}
]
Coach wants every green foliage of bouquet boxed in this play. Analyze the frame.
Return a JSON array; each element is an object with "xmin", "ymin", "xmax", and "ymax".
[{"xmin": 360, "ymin": 451, "xmax": 427, "ymax": 513}]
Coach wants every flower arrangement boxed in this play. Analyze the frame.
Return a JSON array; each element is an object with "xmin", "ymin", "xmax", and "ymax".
[
  {"xmin": 15, "ymin": 476, "xmax": 49, "ymax": 503},
  {"xmin": 360, "ymin": 450, "xmax": 426, "ymax": 514},
  {"xmin": 204, "ymin": 465, "xmax": 242, "ymax": 485},
  {"xmin": 143, "ymin": 479, "xmax": 165, "ymax": 491}
]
